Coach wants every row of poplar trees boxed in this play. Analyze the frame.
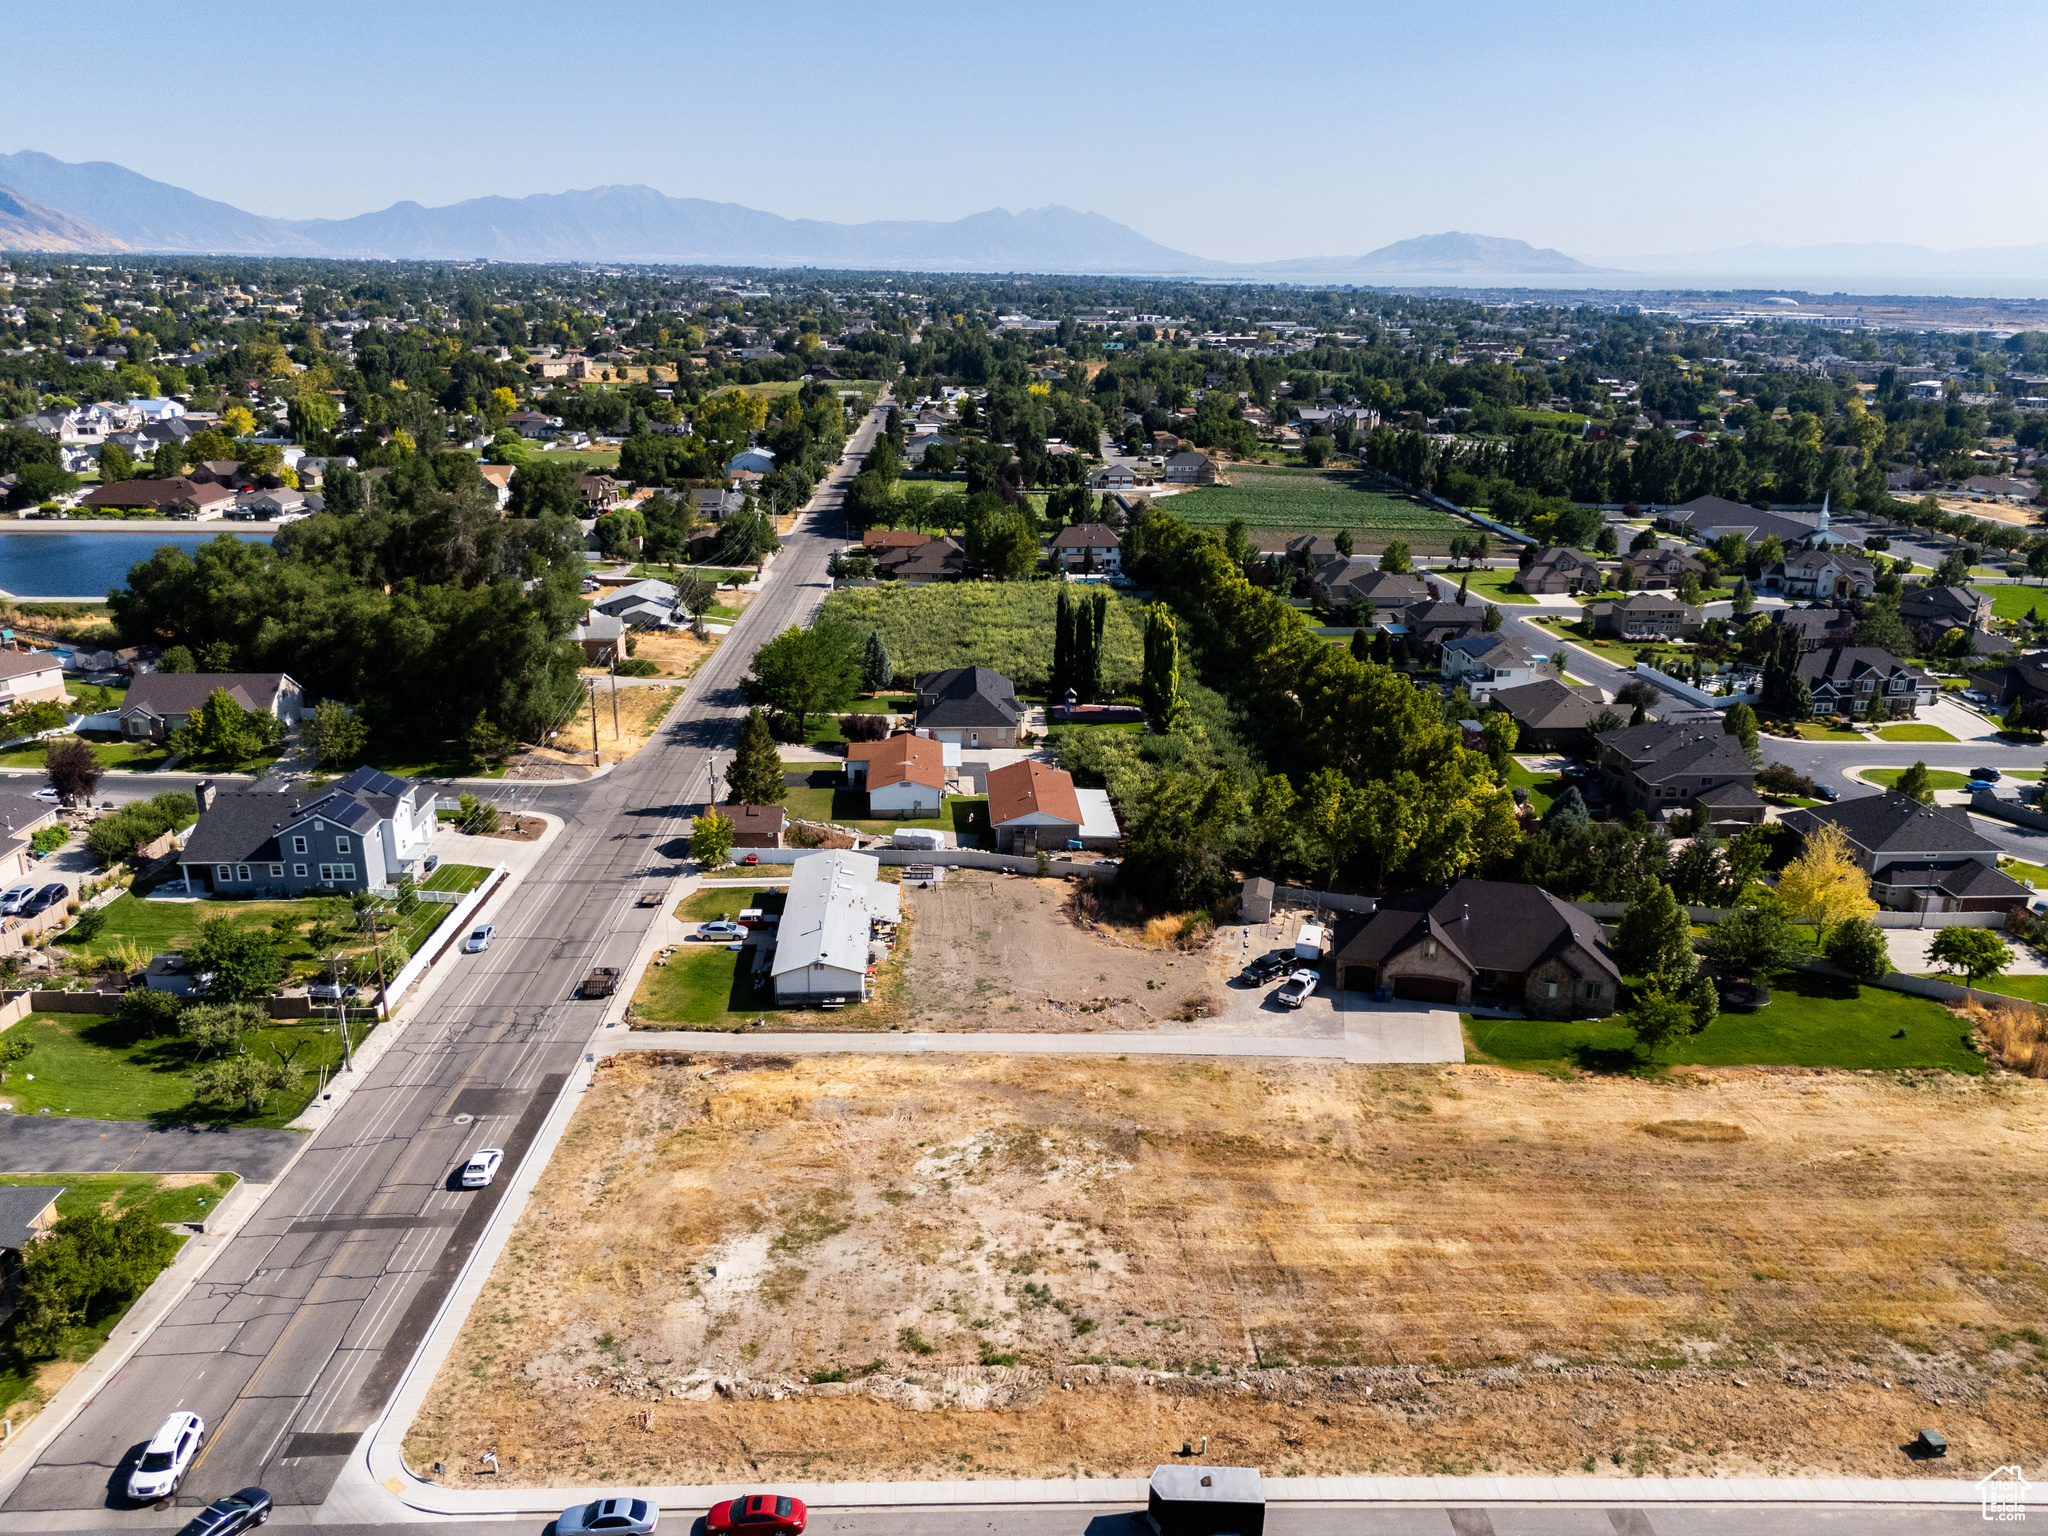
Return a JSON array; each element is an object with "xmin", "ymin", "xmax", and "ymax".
[{"xmin": 1051, "ymin": 586, "xmax": 1110, "ymax": 703}]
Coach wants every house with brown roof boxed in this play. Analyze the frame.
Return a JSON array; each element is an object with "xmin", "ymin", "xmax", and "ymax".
[
  {"xmin": 81, "ymin": 477, "xmax": 235, "ymax": 520},
  {"xmin": 1484, "ymin": 679, "xmax": 1610, "ymax": 754},
  {"xmin": 725, "ymin": 803, "xmax": 787, "ymax": 849},
  {"xmin": 1898, "ymin": 583, "xmax": 1993, "ymax": 633},
  {"xmin": 1049, "ymin": 523, "xmax": 1121, "ymax": 575},
  {"xmin": 863, "ymin": 529, "xmax": 931, "ymax": 551},
  {"xmin": 1594, "ymin": 720, "xmax": 1763, "ymax": 830},
  {"xmin": 0, "ymin": 649, "xmax": 67, "ymax": 707},
  {"xmin": 875, "ymin": 536, "xmax": 965, "ymax": 584},
  {"xmin": 1628, "ymin": 548, "xmax": 1710, "ymax": 590},
  {"xmin": 1510, "ymin": 546, "xmax": 1602, "ymax": 595},
  {"xmin": 844, "ymin": 734, "xmax": 947, "ymax": 816},
  {"xmin": 1329, "ymin": 878, "xmax": 1620, "ymax": 1017},
  {"xmin": 985, "ymin": 760, "xmax": 1122, "ymax": 854},
  {"xmin": 1771, "ymin": 607, "xmax": 1856, "ymax": 653},
  {"xmin": 1587, "ymin": 591, "xmax": 1700, "ymax": 640}
]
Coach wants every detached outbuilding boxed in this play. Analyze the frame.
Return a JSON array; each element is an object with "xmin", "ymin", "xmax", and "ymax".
[{"xmin": 1147, "ymin": 1465, "xmax": 1265, "ymax": 1536}]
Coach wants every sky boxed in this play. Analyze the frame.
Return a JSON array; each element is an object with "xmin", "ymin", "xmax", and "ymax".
[{"xmin": 6, "ymin": 0, "xmax": 2046, "ymax": 263}]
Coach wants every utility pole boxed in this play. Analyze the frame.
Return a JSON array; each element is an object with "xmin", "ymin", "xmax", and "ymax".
[
  {"xmin": 609, "ymin": 655, "xmax": 620, "ymax": 739},
  {"xmin": 370, "ymin": 908, "xmax": 391, "ymax": 1024},
  {"xmin": 587, "ymin": 678, "xmax": 601, "ymax": 765}
]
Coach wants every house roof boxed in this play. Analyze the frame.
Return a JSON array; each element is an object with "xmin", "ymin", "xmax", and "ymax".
[
  {"xmin": 1879, "ymin": 859, "xmax": 2032, "ymax": 901},
  {"xmin": 120, "ymin": 672, "xmax": 295, "ymax": 720},
  {"xmin": 1331, "ymin": 878, "xmax": 1620, "ymax": 987},
  {"xmin": 1783, "ymin": 793, "xmax": 2005, "ymax": 859},
  {"xmin": 846, "ymin": 733, "xmax": 946, "ymax": 791},
  {"xmin": 771, "ymin": 851, "xmax": 889, "ymax": 978},
  {"xmin": 1773, "ymin": 607, "xmax": 1855, "ymax": 638},
  {"xmin": 0, "ymin": 650, "xmax": 62, "ymax": 681},
  {"xmin": 1665, "ymin": 494, "xmax": 1821, "ymax": 546},
  {"xmin": 572, "ymin": 611, "xmax": 627, "ymax": 643},
  {"xmin": 81, "ymin": 476, "xmax": 235, "ymax": 510},
  {"xmin": 1772, "ymin": 548, "xmax": 1876, "ymax": 580},
  {"xmin": 1050, "ymin": 523, "xmax": 1119, "ymax": 550},
  {"xmin": 987, "ymin": 760, "xmax": 1083, "ymax": 827},
  {"xmin": 1605, "ymin": 591, "xmax": 1697, "ymax": 614},
  {"xmin": 181, "ymin": 766, "xmax": 423, "ymax": 867},
  {"xmin": 876, "ymin": 537, "xmax": 965, "ymax": 579},
  {"xmin": 1442, "ymin": 631, "xmax": 1530, "ymax": 663},
  {"xmin": 863, "ymin": 529, "xmax": 931, "ymax": 549},
  {"xmin": 723, "ymin": 802, "xmax": 787, "ymax": 831},
  {"xmin": 1597, "ymin": 721, "xmax": 1756, "ymax": 784},
  {"xmin": 1487, "ymin": 678, "xmax": 1608, "ymax": 731},
  {"xmin": 1793, "ymin": 646, "xmax": 1928, "ymax": 689},
  {"xmin": 915, "ymin": 666, "xmax": 1022, "ymax": 729},
  {"xmin": 1898, "ymin": 584, "xmax": 1989, "ymax": 623},
  {"xmin": 0, "ymin": 1186, "xmax": 63, "ymax": 1252}
]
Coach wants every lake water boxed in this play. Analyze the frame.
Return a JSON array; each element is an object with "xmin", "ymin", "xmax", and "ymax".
[{"xmin": 0, "ymin": 532, "xmax": 274, "ymax": 600}]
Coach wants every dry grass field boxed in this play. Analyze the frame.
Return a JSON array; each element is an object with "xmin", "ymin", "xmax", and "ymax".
[
  {"xmin": 538, "ymin": 684, "xmax": 682, "ymax": 767},
  {"xmin": 405, "ymin": 1052, "xmax": 2048, "ymax": 1487}
]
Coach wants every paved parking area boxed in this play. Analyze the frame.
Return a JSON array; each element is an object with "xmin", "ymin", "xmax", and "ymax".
[{"xmin": 0, "ymin": 1116, "xmax": 303, "ymax": 1179}]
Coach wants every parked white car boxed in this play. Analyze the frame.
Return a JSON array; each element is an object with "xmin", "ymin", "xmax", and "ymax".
[
  {"xmin": 126, "ymin": 1410, "xmax": 204, "ymax": 1501},
  {"xmin": 460, "ymin": 1148, "xmax": 505, "ymax": 1188},
  {"xmin": 463, "ymin": 924, "xmax": 496, "ymax": 953}
]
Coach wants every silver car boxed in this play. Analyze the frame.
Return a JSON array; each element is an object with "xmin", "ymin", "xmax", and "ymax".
[
  {"xmin": 558, "ymin": 1495, "xmax": 659, "ymax": 1533},
  {"xmin": 0, "ymin": 884, "xmax": 34, "ymax": 916},
  {"xmin": 463, "ymin": 923, "xmax": 496, "ymax": 953}
]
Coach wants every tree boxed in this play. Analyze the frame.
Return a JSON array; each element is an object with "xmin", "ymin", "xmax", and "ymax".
[
  {"xmin": 743, "ymin": 624, "xmax": 863, "ymax": 737},
  {"xmin": 1928, "ymin": 926, "xmax": 2011, "ymax": 984},
  {"xmin": 1700, "ymin": 902, "xmax": 1803, "ymax": 983},
  {"xmin": 691, "ymin": 808, "xmax": 735, "ymax": 869},
  {"xmin": 1334, "ymin": 528, "xmax": 1355, "ymax": 557},
  {"xmin": 15, "ymin": 1208, "xmax": 180, "ymax": 1352},
  {"xmin": 190, "ymin": 918, "xmax": 284, "ymax": 1002},
  {"xmin": 1777, "ymin": 821, "xmax": 1878, "ymax": 936},
  {"xmin": 1624, "ymin": 987, "xmax": 1695, "ymax": 1062},
  {"xmin": 1378, "ymin": 539, "xmax": 1412, "ymax": 574},
  {"xmin": 861, "ymin": 629, "xmax": 894, "ymax": 694},
  {"xmin": 1731, "ymin": 578, "xmax": 1754, "ymax": 618},
  {"xmin": 178, "ymin": 1001, "xmax": 267, "ymax": 1061},
  {"xmin": 1479, "ymin": 711, "xmax": 1518, "ymax": 770},
  {"xmin": 191, "ymin": 1053, "xmax": 302, "ymax": 1116},
  {"xmin": 1722, "ymin": 702, "xmax": 1760, "ymax": 761},
  {"xmin": 1851, "ymin": 594, "xmax": 1913, "ymax": 656},
  {"xmin": 1481, "ymin": 603, "xmax": 1503, "ymax": 633},
  {"xmin": 1615, "ymin": 881, "xmax": 1696, "ymax": 988},
  {"xmin": 43, "ymin": 737, "xmax": 103, "ymax": 803},
  {"xmin": 466, "ymin": 712, "xmax": 514, "ymax": 765},
  {"xmin": 97, "ymin": 442, "xmax": 135, "ymax": 484},
  {"xmin": 725, "ymin": 707, "xmax": 785, "ymax": 805},
  {"xmin": 305, "ymin": 700, "xmax": 367, "ymax": 769},
  {"xmin": 456, "ymin": 790, "xmax": 499, "ymax": 835},
  {"xmin": 1138, "ymin": 603, "xmax": 1185, "ymax": 732},
  {"xmin": 1823, "ymin": 916, "xmax": 1891, "ymax": 982},
  {"xmin": 1894, "ymin": 760, "xmax": 1935, "ymax": 803}
]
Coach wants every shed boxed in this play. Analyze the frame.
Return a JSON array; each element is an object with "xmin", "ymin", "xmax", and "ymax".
[
  {"xmin": 1147, "ymin": 1464, "xmax": 1265, "ymax": 1536},
  {"xmin": 1239, "ymin": 877, "xmax": 1274, "ymax": 924}
]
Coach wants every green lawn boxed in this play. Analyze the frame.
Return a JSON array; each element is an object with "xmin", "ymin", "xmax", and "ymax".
[
  {"xmin": 1999, "ymin": 857, "xmax": 2048, "ymax": 887},
  {"xmin": 0, "ymin": 732, "xmax": 170, "ymax": 772},
  {"xmin": 1793, "ymin": 723, "xmax": 1867, "ymax": 742},
  {"xmin": 0, "ymin": 1170, "xmax": 236, "ymax": 1226},
  {"xmin": 1167, "ymin": 466, "xmax": 1468, "ymax": 540},
  {"xmin": 1860, "ymin": 767, "xmax": 1971, "ymax": 791},
  {"xmin": 634, "ymin": 888, "xmax": 786, "ymax": 1026},
  {"xmin": 1502, "ymin": 760, "xmax": 1566, "ymax": 815},
  {"xmin": 0, "ymin": 1011, "xmax": 352, "ymax": 1126},
  {"xmin": 1875, "ymin": 724, "xmax": 1959, "ymax": 742},
  {"xmin": 1426, "ymin": 566, "xmax": 1535, "ymax": 604},
  {"xmin": 1963, "ymin": 973, "xmax": 2048, "ymax": 1005},
  {"xmin": 359, "ymin": 742, "xmax": 509, "ymax": 780},
  {"xmin": 778, "ymin": 786, "xmax": 989, "ymax": 839},
  {"xmin": 1988, "ymin": 585, "xmax": 2048, "ymax": 623},
  {"xmin": 625, "ymin": 564, "xmax": 751, "ymax": 586},
  {"xmin": 1463, "ymin": 969, "xmax": 1985, "ymax": 1075}
]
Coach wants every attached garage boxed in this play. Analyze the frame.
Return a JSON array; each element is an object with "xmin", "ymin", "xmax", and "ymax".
[
  {"xmin": 1341, "ymin": 965, "xmax": 1377, "ymax": 992},
  {"xmin": 1392, "ymin": 974, "xmax": 1462, "ymax": 1005}
]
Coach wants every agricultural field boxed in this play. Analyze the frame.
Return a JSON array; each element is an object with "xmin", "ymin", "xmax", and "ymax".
[
  {"xmin": 1168, "ymin": 466, "xmax": 1471, "ymax": 544},
  {"xmin": 817, "ymin": 584, "xmax": 1143, "ymax": 694},
  {"xmin": 406, "ymin": 1053, "xmax": 2048, "ymax": 1488}
]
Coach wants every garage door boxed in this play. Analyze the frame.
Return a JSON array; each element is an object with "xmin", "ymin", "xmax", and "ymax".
[
  {"xmin": 1342, "ymin": 966, "xmax": 1377, "ymax": 992},
  {"xmin": 1392, "ymin": 975, "xmax": 1460, "ymax": 1004}
]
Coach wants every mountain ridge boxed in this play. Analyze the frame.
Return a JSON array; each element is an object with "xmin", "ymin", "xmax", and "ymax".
[{"xmin": 0, "ymin": 183, "xmax": 127, "ymax": 253}]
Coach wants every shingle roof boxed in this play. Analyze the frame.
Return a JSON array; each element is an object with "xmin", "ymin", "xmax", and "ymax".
[
  {"xmin": 1794, "ymin": 646, "xmax": 1928, "ymax": 689},
  {"xmin": 0, "ymin": 1186, "xmax": 63, "ymax": 1252},
  {"xmin": 987, "ymin": 760, "xmax": 1082, "ymax": 826},
  {"xmin": 1487, "ymin": 678, "xmax": 1608, "ymax": 731},
  {"xmin": 846, "ymin": 734, "xmax": 946, "ymax": 791},
  {"xmin": 1879, "ymin": 859, "xmax": 2032, "ymax": 901},
  {"xmin": 1598, "ymin": 721, "xmax": 1756, "ymax": 784},
  {"xmin": 0, "ymin": 650, "xmax": 61, "ymax": 681},
  {"xmin": 121, "ymin": 672, "xmax": 294, "ymax": 721},
  {"xmin": 915, "ymin": 667, "xmax": 1021, "ymax": 729},
  {"xmin": 181, "ymin": 767, "xmax": 421, "ymax": 866},
  {"xmin": 1049, "ymin": 523, "xmax": 1119, "ymax": 550},
  {"xmin": 1783, "ymin": 793, "xmax": 2004, "ymax": 858},
  {"xmin": 1331, "ymin": 878, "xmax": 1620, "ymax": 986}
]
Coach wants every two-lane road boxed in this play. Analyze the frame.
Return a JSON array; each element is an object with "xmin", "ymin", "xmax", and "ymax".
[{"xmin": 0, "ymin": 399, "xmax": 888, "ymax": 1523}]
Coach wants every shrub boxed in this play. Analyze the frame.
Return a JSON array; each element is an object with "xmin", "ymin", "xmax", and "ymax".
[
  {"xmin": 615, "ymin": 657, "xmax": 661, "ymax": 676},
  {"xmin": 838, "ymin": 712, "xmax": 891, "ymax": 742},
  {"xmin": 84, "ymin": 790, "xmax": 198, "ymax": 866},
  {"xmin": 119, "ymin": 988, "xmax": 183, "ymax": 1035},
  {"xmin": 30, "ymin": 826, "xmax": 69, "ymax": 856},
  {"xmin": 69, "ymin": 907, "xmax": 106, "ymax": 943}
]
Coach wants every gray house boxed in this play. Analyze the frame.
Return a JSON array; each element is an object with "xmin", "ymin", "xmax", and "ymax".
[
  {"xmin": 177, "ymin": 767, "xmax": 436, "ymax": 895},
  {"xmin": 118, "ymin": 672, "xmax": 304, "ymax": 744},
  {"xmin": 592, "ymin": 579, "xmax": 678, "ymax": 628}
]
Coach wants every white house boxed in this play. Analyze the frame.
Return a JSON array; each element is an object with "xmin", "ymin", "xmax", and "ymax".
[
  {"xmin": 844, "ymin": 735, "xmax": 946, "ymax": 816},
  {"xmin": 1439, "ymin": 633, "xmax": 1543, "ymax": 699},
  {"xmin": 769, "ymin": 850, "xmax": 901, "ymax": 1006}
]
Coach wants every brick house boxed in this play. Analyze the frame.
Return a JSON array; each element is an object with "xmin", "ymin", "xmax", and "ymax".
[
  {"xmin": 1330, "ymin": 879, "xmax": 1620, "ymax": 1017},
  {"xmin": 1781, "ymin": 794, "xmax": 2033, "ymax": 913},
  {"xmin": 1594, "ymin": 721, "xmax": 1764, "ymax": 830}
]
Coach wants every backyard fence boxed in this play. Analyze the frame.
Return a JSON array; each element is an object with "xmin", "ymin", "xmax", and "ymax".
[{"xmin": 729, "ymin": 848, "xmax": 1117, "ymax": 881}]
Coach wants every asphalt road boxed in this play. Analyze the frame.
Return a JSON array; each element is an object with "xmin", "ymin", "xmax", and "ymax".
[
  {"xmin": 0, "ymin": 1118, "xmax": 302, "ymax": 1180},
  {"xmin": 0, "ymin": 400, "xmax": 885, "ymax": 1525}
]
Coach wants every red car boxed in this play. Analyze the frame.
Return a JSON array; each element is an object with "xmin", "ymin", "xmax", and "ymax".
[{"xmin": 707, "ymin": 1493, "xmax": 806, "ymax": 1534}]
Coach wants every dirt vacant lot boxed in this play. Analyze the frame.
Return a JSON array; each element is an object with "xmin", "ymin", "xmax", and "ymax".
[
  {"xmin": 406, "ymin": 1053, "xmax": 2048, "ymax": 1487},
  {"xmin": 898, "ymin": 874, "xmax": 1228, "ymax": 1029}
]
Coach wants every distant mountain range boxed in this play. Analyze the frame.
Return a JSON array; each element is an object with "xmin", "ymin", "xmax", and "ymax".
[
  {"xmin": 1, "ymin": 150, "xmax": 2043, "ymax": 291},
  {"xmin": 0, "ymin": 182, "xmax": 126, "ymax": 254}
]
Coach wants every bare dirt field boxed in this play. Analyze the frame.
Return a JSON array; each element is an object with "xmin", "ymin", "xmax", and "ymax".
[
  {"xmin": 611, "ymin": 630, "xmax": 718, "ymax": 680},
  {"xmin": 538, "ymin": 684, "xmax": 682, "ymax": 767},
  {"xmin": 896, "ymin": 874, "xmax": 1229, "ymax": 1030},
  {"xmin": 405, "ymin": 1052, "xmax": 2048, "ymax": 1488}
]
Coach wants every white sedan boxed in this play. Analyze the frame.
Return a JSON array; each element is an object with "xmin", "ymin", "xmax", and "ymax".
[
  {"xmin": 126, "ymin": 1410, "xmax": 204, "ymax": 1502},
  {"xmin": 463, "ymin": 923, "xmax": 496, "ymax": 953},
  {"xmin": 459, "ymin": 1148, "xmax": 504, "ymax": 1188}
]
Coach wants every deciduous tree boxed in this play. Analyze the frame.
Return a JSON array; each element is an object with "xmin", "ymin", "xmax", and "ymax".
[
  {"xmin": 1777, "ymin": 821, "xmax": 1878, "ymax": 936},
  {"xmin": 691, "ymin": 808, "xmax": 735, "ymax": 869},
  {"xmin": 1928, "ymin": 926, "xmax": 2010, "ymax": 983}
]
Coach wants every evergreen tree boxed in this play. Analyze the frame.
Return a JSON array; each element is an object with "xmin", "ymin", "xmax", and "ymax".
[
  {"xmin": 1615, "ymin": 880, "xmax": 1697, "ymax": 989},
  {"xmin": 1350, "ymin": 628, "xmax": 1369, "ymax": 661},
  {"xmin": 1052, "ymin": 586, "xmax": 1074, "ymax": 700},
  {"xmin": 861, "ymin": 629, "xmax": 894, "ymax": 695},
  {"xmin": 1139, "ymin": 603, "xmax": 1185, "ymax": 731},
  {"xmin": 1084, "ymin": 588, "xmax": 1109, "ymax": 703},
  {"xmin": 725, "ymin": 708, "xmax": 785, "ymax": 806}
]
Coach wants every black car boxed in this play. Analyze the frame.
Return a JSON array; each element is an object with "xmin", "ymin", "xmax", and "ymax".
[
  {"xmin": 1238, "ymin": 953, "xmax": 1290, "ymax": 985},
  {"xmin": 176, "ymin": 1487, "xmax": 272, "ymax": 1535},
  {"xmin": 1971, "ymin": 766, "xmax": 2002, "ymax": 782},
  {"xmin": 18, "ymin": 882, "xmax": 66, "ymax": 917},
  {"xmin": 1815, "ymin": 784, "xmax": 1840, "ymax": 802}
]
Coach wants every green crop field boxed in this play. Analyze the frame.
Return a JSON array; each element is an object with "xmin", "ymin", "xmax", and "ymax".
[
  {"xmin": 817, "ymin": 584, "xmax": 1143, "ymax": 694},
  {"xmin": 1167, "ymin": 466, "xmax": 1469, "ymax": 539}
]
